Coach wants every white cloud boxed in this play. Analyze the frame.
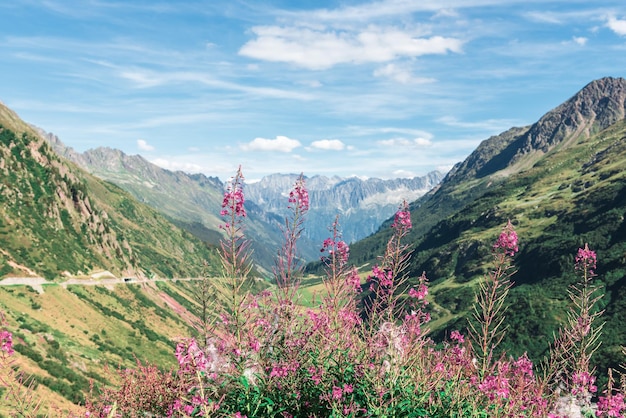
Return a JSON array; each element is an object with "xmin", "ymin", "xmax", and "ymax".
[
  {"xmin": 437, "ymin": 116, "xmax": 520, "ymax": 131},
  {"xmin": 373, "ymin": 63, "xmax": 436, "ymax": 84},
  {"xmin": 150, "ymin": 158, "xmax": 205, "ymax": 173},
  {"xmin": 572, "ymin": 36, "xmax": 587, "ymax": 46},
  {"xmin": 392, "ymin": 169, "xmax": 416, "ymax": 178},
  {"xmin": 378, "ymin": 137, "xmax": 433, "ymax": 147},
  {"xmin": 240, "ymin": 135, "xmax": 302, "ymax": 152},
  {"xmin": 607, "ymin": 16, "xmax": 626, "ymax": 36},
  {"xmin": 309, "ymin": 139, "xmax": 346, "ymax": 151},
  {"xmin": 137, "ymin": 139, "xmax": 155, "ymax": 151},
  {"xmin": 239, "ymin": 25, "xmax": 463, "ymax": 70}
]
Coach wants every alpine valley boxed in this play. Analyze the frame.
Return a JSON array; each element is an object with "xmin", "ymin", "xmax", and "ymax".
[
  {"xmin": 1, "ymin": 76, "xmax": 626, "ymax": 411},
  {"xmin": 43, "ymin": 136, "xmax": 443, "ymax": 272}
]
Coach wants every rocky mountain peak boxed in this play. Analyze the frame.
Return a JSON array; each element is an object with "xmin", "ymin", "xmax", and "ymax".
[
  {"xmin": 447, "ymin": 77, "xmax": 626, "ymax": 182},
  {"xmin": 520, "ymin": 76, "xmax": 626, "ymax": 156}
]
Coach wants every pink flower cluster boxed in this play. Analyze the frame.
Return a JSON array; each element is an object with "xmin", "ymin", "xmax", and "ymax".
[
  {"xmin": 575, "ymin": 243, "xmax": 597, "ymax": 274},
  {"xmin": 220, "ymin": 187, "xmax": 246, "ymax": 218},
  {"xmin": 597, "ymin": 393, "xmax": 626, "ymax": 417},
  {"xmin": 392, "ymin": 209, "xmax": 411, "ymax": 230},
  {"xmin": 288, "ymin": 176, "xmax": 309, "ymax": 212},
  {"xmin": 493, "ymin": 220, "xmax": 519, "ymax": 256},
  {"xmin": 371, "ymin": 265, "xmax": 393, "ymax": 288},
  {"xmin": 449, "ymin": 330, "xmax": 464, "ymax": 343},
  {"xmin": 571, "ymin": 371, "xmax": 597, "ymax": 396},
  {"xmin": 408, "ymin": 283, "xmax": 428, "ymax": 300},
  {"xmin": 220, "ymin": 167, "xmax": 246, "ymax": 222},
  {"xmin": 0, "ymin": 330, "xmax": 13, "ymax": 355},
  {"xmin": 330, "ymin": 384, "xmax": 353, "ymax": 400},
  {"xmin": 320, "ymin": 237, "xmax": 350, "ymax": 264},
  {"xmin": 345, "ymin": 268, "xmax": 362, "ymax": 293}
]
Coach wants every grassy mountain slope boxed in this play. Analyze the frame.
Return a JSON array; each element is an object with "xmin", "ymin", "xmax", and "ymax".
[
  {"xmin": 350, "ymin": 77, "xmax": 626, "ymax": 377},
  {"xmin": 0, "ymin": 279, "xmax": 206, "ymax": 414},
  {"xmin": 0, "ymin": 103, "xmax": 221, "ymax": 280}
]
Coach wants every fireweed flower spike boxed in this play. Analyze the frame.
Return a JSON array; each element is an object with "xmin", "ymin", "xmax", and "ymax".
[
  {"xmin": 275, "ymin": 174, "xmax": 309, "ymax": 300},
  {"xmin": 469, "ymin": 220, "xmax": 518, "ymax": 377},
  {"xmin": 493, "ymin": 219, "xmax": 519, "ymax": 256}
]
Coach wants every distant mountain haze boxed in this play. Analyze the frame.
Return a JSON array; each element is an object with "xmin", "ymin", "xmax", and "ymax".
[{"xmin": 43, "ymin": 134, "xmax": 443, "ymax": 271}]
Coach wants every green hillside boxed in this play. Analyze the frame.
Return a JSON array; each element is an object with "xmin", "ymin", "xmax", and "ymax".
[
  {"xmin": 350, "ymin": 77, "xmax": 626, "ymax": 380},
  {"xmin": 0, "ymin": 103, "xmax": 221, "ymax": 280},
  {"xmin": 0, "ymin": 279, "xmax": 207, "ymax": 414}
]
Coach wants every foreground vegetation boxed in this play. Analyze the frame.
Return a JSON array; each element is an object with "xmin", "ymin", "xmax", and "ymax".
[{"xmin": 2, "ymin": 167, "xmax": 626, "ymax": 417}]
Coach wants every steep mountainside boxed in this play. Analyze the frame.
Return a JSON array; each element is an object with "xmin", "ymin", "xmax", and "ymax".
[
  {"xmin": 0, "ymin": 103, "xmax": 220, "ymax": 280},
  {"xmin": 350, "ymin": 76, "xmax": 626, "ymax": 378},
  {"xmin": 246, "ymin": 172, "xmax": 443, "ymax": 245}
]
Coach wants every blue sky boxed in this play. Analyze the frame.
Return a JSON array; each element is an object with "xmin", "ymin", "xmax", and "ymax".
[{"xmin": 1, "ymin": 1, "xmax": 626, "ymax": 181}]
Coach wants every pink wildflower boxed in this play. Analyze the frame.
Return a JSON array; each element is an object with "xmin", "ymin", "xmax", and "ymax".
[
  {"xmin": 571, "ymin": 371, "xmax": 597, "ymax": 395},
  {"xmin": 596, "ymin": 393, "xmax": 626, "ymax": 417},
  {"xmin": 345, "ymin": 268, "xmax": 362, "ymax": 293},
  {"xmin": 371, "ymin": 265, "xmax": 393, "ymax": 287},
  {"xmin": 320, "ymin": 237, "xmax": 350, "ymax": 263},
  {"xmin": 478, "ymin": 374, "xmax": 510, "ymax": 400},
  {"xmin": 220, "ymin": 166, "xmax": 246, "ymax": 226},
  {"xmin": 513, "ymin": 354, "xmax": 534, "ymax": 377},
  {"xmin": 408, "ymin": 283, "xmax": 428, "ymax": 300},
  {"xmin": 288, "ymin": 175, "xmax": 309, "ymax": 212},
  {"xmin": 391, "ymin": 200, "xmax": 412, "ymax": 230},
  {"xmin": 0, "ymin": 330, "xmax": 13, "ymax": 355},
  {"xmin": 575, "ymin": 243, "xmax": 597, "ymax": 274},
  {"xmin": 493, "ymin": 220, "xmax": 518, "ymax": 256},
  {"xmin": 249, "ymin": 338, "xmax": 260, "ymax": 353},
  {"xmin": 234, "ymin": 413, "xmax": 247, "ymax": 418},
  {"xmin": 332, "ymin": 386, "xmax": 343, "ymax": 400},
  {"xmin": 449, "ymin": 330, "xmax": 464, "ymax": 343},
  {"xmin": 308, "ymin": 367, "xmax": 322, "ymax": 385}
]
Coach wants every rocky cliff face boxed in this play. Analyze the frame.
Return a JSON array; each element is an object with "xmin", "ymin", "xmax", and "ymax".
[
  {"xmin": 445, "ymin": 77, "xmax": 626, "ymax": 182},
  {"xmin": 246, "ymin": 172, "xmax": 444, "ymax": 245}
]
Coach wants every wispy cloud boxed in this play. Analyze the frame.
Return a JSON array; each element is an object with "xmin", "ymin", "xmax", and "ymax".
[
  {"xmin": 137, "ymin": 139, "xmax": 155, "ymax": 151},
  {"xmin": 240, "ymin": 136, "xmax": 302, "ymax": 152},
  {"xmin": 378, "ymin": 137, "xmax": 433, "ymax": 147},
  {"xmin": 438, "ymin": 116, "xmax": 522, "ymax": 131},
  {"xmin": 119, "ymin": 69, "xmax": 313, "ymax": 100},
  {"xmin": 373, "ymin": 63, "xmax": 437, "ymax": 84},
  {"xmin": 308, "ymin": 139, "xmax": 347, "ymax": 151}
]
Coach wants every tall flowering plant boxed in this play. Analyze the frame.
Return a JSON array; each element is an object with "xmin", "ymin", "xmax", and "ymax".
[
  {"xmin": 545, "ymin": 243, "xmax": 605, "ymax": 416},
  {"xmin": 468, "ymin": 219, "xmax": 518, "ymax": 376},
  {"xmin": 364, "ymin": 200, "xmax": 414, "ymax": 328},
  {"xmin": 215, "ymin": 166, "xmax": 254, "ymax": 347},
  {"xmin": 274, "ymin": 173, "xmax": 309, "ymax": 302}
]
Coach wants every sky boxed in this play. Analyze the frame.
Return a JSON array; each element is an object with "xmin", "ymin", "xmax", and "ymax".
[{"xmin": 1, "ymin": 1, "xmax": 626, "ymax": 182}]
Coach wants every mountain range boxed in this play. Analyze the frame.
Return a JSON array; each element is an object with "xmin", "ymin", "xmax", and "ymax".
[{"xmin": 43, "ymin": 135, "xmax": 442, "ymax": 272}]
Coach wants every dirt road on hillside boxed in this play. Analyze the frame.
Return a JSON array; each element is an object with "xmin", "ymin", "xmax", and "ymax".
[{"xmin": 0, "ymin": 276, "xmax": 202, "ymax": 294}]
